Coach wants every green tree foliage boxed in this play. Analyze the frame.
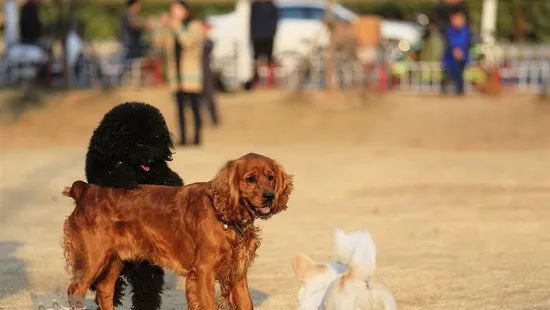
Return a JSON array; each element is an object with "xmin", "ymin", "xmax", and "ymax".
[
  {"xmin": 467, "ymin": 0, "xmax": 550, "ymax": 42},
  {"xmin": 36, "ymin": 0, "xmax": 550, "ymax": 42},
  {"xmin": 526, "ymin": 0, "xmax": 550, "ymax": 42}
]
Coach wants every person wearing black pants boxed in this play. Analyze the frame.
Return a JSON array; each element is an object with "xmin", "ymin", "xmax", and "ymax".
[
  {"xmin": 164, "ymin": 0, "xmax": 205, "ymax": 146},
  {"xmin": 250, "ymin": 0, "xmax": 279, "ymax": 88},
  {"xmin": 175, "ymin": 91, "xmax": 202, "ymax": 145},
  {"xmin": 119, "ymin": 0, "xmax": 151, "ymax": 61}
]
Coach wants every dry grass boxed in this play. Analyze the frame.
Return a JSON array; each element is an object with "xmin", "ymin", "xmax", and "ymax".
[{"xmin": 0, "ymin": 88, "xmax": 549, "ymax": 309}]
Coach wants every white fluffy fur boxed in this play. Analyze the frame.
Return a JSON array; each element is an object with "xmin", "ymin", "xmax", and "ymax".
[
  {"xmin": 293, "ymin": 229, "xmax": 396, "ymax": 310},
  {"xmin": 333, "ymin": 228, "xmax": 377, "ymax": 279},
  {"xmin": 294, "ymin": 259, "xmax": 346, "ymax": 310}
]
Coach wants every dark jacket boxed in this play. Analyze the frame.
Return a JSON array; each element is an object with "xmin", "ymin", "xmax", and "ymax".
[
  {"xmin": 250, "ymin": 0, "xmax": 279, "ymax": 40},
  {"xmin": 120, "ymin": 10, "xmax": 147, "ymax": 59},
  {"xmin": 19, "ymin": 0, "xmax": 42, "ymax": 44}
]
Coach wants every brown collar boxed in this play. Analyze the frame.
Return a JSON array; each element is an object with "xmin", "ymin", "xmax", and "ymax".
[
  {"xmin": 216, "ymin": 199, "xmax": 255, "ymax": 237},
  {"xmin": 221, "ymin": 220, "xmax": 252, "ymax": 237}
]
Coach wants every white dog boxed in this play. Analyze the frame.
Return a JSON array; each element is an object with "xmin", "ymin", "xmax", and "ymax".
[{"xmin": 292, "ymin": 229, "xmax": 396, "ymax": 310}]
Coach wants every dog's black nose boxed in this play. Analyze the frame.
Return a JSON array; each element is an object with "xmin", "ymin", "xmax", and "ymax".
[{"xmin": 262, "ymin": 192, "xmax": 275, "ymax": 203}]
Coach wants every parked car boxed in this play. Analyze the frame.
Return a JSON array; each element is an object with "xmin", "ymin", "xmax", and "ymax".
[{"xmin": 206, "ymin": 0, "xmax": 424, "ymax": 85}]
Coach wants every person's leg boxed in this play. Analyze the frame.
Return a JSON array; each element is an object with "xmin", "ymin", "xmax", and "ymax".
[
  {"xmin": 189, "ymin": 93, "xmax": 203, "ymax": 145},
  {"xmin": 175, "ymin": 91, "xmax": 187, "ymax": 145},
  {"xmin": 203, "ymin": 93, "xmax": 220, "ymax": 126},
  {"xmin": 440, "ymin": 69, "xmax": 448, "ymax": 94},
  {"xmin": 256, "ymin": 39, "xmax": 271, "ymax": 87},
  {"xmin": 335, "ymin": 59, "xmax": 344, "ymax": 90},
  {"xmin": 252, "ymin": 40, "xmax": 262, "ymax": 85},
  {"xmin": 266, "ymin": 37, "xmax": 276, "ymax": 88},
  {"xmin": 455, "ymin": 63, "xmax": 465, "ymax": 95},
  {"xmin": 447, "ymin": 62, "xmax": 460, "ymax": 95}
]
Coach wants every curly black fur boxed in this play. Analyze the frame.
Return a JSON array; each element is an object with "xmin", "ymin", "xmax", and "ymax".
[
  {"xmin": 86, "ymin": 102, "xmax": 183, "ymax": 189},
  {"xmin": 85, "ymin": 102, "xmax": 183, "ymax": 310}
]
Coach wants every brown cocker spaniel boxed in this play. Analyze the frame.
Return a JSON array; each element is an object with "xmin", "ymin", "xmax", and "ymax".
[{"xmin": 62, "ymin": 153, "xmax": 293, "ymax": 310}]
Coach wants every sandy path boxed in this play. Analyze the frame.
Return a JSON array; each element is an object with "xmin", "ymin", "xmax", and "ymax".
[{"xmin": 1, "ymin": 89, "xmax": 549, "ymax": 309}]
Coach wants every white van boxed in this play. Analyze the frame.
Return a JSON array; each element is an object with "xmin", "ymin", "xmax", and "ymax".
[{"xmin": 206, "ymin": 0, "xmax": 424, "ymax": 85}]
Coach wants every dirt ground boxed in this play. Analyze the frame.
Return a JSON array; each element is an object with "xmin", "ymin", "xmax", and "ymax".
[{"xmin": 0, "ymin": 88, "xmax": 549, "ymax": 309}]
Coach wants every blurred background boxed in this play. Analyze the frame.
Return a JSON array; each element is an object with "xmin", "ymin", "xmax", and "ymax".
[
  {"xmin": 1, "ymin": 0, "xmax": 550, "ymax": 93},
  {"xmin": 1, "ymin": 0, "xmax": 549, "ymax": 309}
]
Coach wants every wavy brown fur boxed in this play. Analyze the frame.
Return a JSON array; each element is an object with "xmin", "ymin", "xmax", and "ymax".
[{"xmin": 62, "ymin": 153, "xmax": 293, "ymax": 310}]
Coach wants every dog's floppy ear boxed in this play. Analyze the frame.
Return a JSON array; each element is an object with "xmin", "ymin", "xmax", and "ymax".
[
  {"xmin": 292, "ymin": 253, "xmax": 318, "ymax": 283},
  {"xmin": 272, "ymin": 160, "xmax": 293, "ymax": 214},
  {"xmin": 211, "ymin": 160, "xmax": 240, "ymax": 222}
]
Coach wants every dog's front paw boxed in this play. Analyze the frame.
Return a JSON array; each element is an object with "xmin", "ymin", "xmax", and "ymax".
[{"xmin": 67, "ymin": 295, "xmax": 87, "ymax": 310}]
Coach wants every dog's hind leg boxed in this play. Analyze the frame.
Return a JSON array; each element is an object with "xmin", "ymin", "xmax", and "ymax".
[
  {"xmin": 67, "ymin": 246, "xmax": 112, "ymax": 309},
  {"xmin": 126, "ymin": 261, "xmax": 165, "ymax": 310},
  {"xmin": 95, "ymin": 257, "xmax": 124, "ymax": 310}
]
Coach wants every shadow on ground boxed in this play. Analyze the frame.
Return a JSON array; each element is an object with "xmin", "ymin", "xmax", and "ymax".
[
  {"xmin": 0, "ymin": 241, "xmax": 29, "ymax": 300},
  {"xmin": 31, "ymin": 290, "xmax": 95, "ymax": 310},
  {"xmin": 162, "ymin": 286, "xmax": 269, "ymax": 309},
  {"xmin": 28, "ymin": 284, "xmax": 268, "ymax": 309}
]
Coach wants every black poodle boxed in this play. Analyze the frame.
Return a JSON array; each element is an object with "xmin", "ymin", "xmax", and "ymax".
[{"xmin": 85, "ymin": 102, "xmax": 183, "ymax": 310}]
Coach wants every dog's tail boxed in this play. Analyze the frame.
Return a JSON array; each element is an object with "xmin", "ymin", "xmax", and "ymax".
[
  {"xmin": 334, "ymin": 228, "xmax": 377, "ymax": 280},
  {"xmin": 369, "ymin": 285, "xmax": 397, "ymax": 310},
  {"xmin": 335, "ymin": 229, "xmax": 396, "ymax": 309},
  {"xmin": 62, "ymin": 180, "xmax": 88, "ymax": 201}
]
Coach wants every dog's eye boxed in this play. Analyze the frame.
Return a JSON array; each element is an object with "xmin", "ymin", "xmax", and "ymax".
[
  {"xmin": 246, "ymin": 176, "xmax": 256, "ymax": 184},
  {"xmin": 267, "ymin": 175, "xmax": 274, "ymax": 182}
]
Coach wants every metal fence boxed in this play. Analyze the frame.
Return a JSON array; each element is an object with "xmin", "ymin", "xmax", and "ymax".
[
  {"xmin": 1, "ymin": 47, "xmax": 549, "ymax": 94},
  {"xmin": 0, "ymin": 57, "xmax": 148, "ymax": 90},
  {"xmin": 493, "ymin": 44, "xmax": 550, "ymax": 65},
  {"xmin": 387, "ymin": 60, "xmax": 550, "ymax": 93},
  {"xmin": 193, "ymin": 44, "xmax": 550, "ymax": 93}
]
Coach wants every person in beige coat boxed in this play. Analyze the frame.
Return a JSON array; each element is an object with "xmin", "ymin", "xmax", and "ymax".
[{"xmin": 164, "ymin": 0, "xmax": 204, "ymax": 146}]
